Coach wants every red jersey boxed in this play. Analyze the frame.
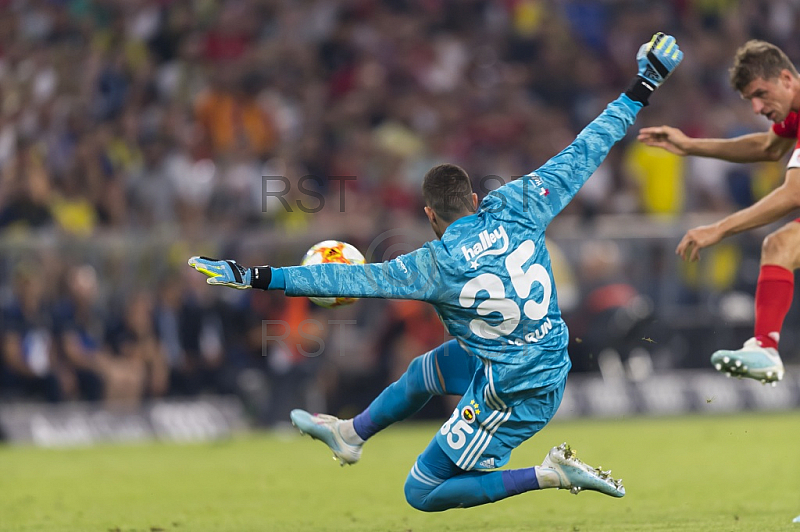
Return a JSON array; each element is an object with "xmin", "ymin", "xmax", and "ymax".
[{"xmin": 772, "ymin": 111, "xmax": 800, "ymax": 139}]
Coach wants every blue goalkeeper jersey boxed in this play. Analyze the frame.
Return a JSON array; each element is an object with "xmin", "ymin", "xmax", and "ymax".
[{"xmin": 281, "ymin": 94, "xmax": 642, "ymax": 393}]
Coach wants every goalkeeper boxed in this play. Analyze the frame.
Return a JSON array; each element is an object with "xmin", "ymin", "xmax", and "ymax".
[{"xmin": 189, "ymin": 33, "xmax": 682, "ymax": 512}]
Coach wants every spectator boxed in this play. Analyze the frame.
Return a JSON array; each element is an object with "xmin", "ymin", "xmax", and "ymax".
[
  {"xmin": 0, "ymin": 144, "xmax": 54, "ymax": 232},
  {"xmin": 1, "ymin": 267, "xmax": 65, "ymax": 402},
  {"xmin": 126, "ymin": 134, "xmax": 177, "ymax": 227},
  {"xmin": 156, "ymin": 271, "xmax": 228, "ymax": 396},
  {"xmin": 105, "ymin": 291, "xmax": 169, "ymax": 406},
  {"xmin": 57, "ymin": 265, "xmax": 107, "ymax": 401},
  {"xmin": 194, "ymin": 70, "xmax": 278, "ymax": 159}
]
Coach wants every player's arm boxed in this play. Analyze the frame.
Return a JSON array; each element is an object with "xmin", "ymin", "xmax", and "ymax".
[
  {"xmin": 637, "ymin": 127, "xmax": 794, "ymax": 162},
  {"xmin": 677, "ymin": 167, "xmax": 800, "ymax": 261},
  {"xmin": 187, "ymin": 246, "xmax": 444, "ymax": 302},
  {"xmin": 494, "ymin": 33, "xmax": 683, "ymax": 225}
]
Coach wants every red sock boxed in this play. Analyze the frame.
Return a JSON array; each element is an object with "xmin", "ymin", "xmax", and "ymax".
[{"xmin": 754, "ymin": 265, "xmax": 794, "ymax": 349}]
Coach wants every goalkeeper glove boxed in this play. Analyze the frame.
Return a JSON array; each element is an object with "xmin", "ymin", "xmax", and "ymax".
[
  {"xmin": 188, "ymin": 256, "xmax": 272, "ymax": 290},
  {"xmin": 626, "ymin": 32, "xmax": 683, "ymax": 105}
]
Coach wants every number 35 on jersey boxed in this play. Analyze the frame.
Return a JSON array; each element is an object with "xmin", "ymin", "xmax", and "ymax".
[{"xmin": 458, "ymin": 239, "xmax": 553, "ymax": 342}]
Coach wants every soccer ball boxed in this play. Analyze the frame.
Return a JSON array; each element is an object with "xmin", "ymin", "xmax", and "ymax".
[{"xmin": 301, "ymin": 240, "xmax": 366, "ymax": 308}]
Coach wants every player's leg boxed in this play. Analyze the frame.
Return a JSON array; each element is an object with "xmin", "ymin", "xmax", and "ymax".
[
  {"xmin": 404, "ymin": 441, "xmax": 625, "ymax": 512},
  {"xmin": 404, "ymin": 437, "xmax": 527, "ymax": 511},
  {"xmin": 754, "ymin": 221, "xmax": 799, "ymax": 348},
  {"xmin": 349, "ymin": 339, "xmax": 475, "ymax": 440},
  {"xmin": 711, "ymin": 220, "xmax": 800, "ymax": 383},
  {"xmin": 404, "ymin": 426, "xmax": 624, "ymax": 511},
  {"xmin": 404, "ymin": 379, "xmax": 624, "ymax": 512},
  {"xmin": 290, "ymin": 340, "xmax": 475, "ymax": 465}
]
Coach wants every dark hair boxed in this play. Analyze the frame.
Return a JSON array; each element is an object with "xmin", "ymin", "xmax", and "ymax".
[
  {"xmin": 729, "ymin": 40, "xmax": 799, "ymax": 92},
  {"xmin": 422, "ymin": 164, "xmax": 475, "ymax": 222}
]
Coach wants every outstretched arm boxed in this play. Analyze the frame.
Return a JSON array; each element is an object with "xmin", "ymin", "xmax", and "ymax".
[
  {"xmin": 280, "ymin": 247, "xmax": 442, "ymax": 301},
  {"xmin": 188, "ymin": 246, "xmax": 444, "ymax": 302},
  {"xmin": 676, "ymin": 167, "xmax": 800, "ymax": 261},
  {"xmin": 638, "ymin": 127, "xmax": 794, "ymax": 162}
]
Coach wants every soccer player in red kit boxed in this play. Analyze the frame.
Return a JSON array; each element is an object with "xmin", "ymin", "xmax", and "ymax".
[{"xmin": 638, "ymin": 40, "xmax": 800, "ymax": 385}]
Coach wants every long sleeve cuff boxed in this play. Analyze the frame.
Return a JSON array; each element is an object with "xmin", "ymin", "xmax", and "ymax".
[{"xmin": 269, "ymin": 268, "xmax": 286, "ymax": 290}]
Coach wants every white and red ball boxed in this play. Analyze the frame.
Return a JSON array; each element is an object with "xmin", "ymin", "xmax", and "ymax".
[{"xmin": 301, "ymin": 240, "xmax": 366, "ymax": 308}]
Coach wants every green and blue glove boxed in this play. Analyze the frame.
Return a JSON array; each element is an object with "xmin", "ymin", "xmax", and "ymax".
[
  {"xmin": 188, "ymin": 256, "xmax": 273, "ymax": 290},
  {"xmin": 637, "ymin": 32, "xmax": 683, "ymax": 88},
  {"xmin": 626, "ymin": 32, "xmax": 683, "ymax": 105}
]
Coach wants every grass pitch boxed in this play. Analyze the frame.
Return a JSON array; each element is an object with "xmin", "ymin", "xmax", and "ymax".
[{"xmin": 2, "ymin": 412, "xmax": 800, "ymax": 532}]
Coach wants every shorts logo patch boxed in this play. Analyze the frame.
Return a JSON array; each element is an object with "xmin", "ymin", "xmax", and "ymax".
[
  {"xmin": 461, "ymin": 406, "xmax": 475, "ymax": 423},
  {"xmin": 462, "ymin": 400, "xmax": 481, "ymax": 423}
]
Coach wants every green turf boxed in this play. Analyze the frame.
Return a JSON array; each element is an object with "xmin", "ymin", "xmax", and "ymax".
[{"xmin": 2, "ymin": 412, "xmax": 800, "ymax": 531}]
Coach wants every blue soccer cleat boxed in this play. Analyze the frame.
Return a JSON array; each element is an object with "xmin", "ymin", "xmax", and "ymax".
[
  {"xmin": 290, "ymin": 409, "xmax": 362, "ymax": 466},
  {"xmin": 540, "ymin": 443, "xmax": 625, "ymax": 498},
  {"xmin": 710, "ymin": 338, "xmax": 785, "ymax": 385}
]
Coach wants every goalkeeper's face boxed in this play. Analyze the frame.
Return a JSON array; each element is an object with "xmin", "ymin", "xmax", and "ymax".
[{"xmin": 741, "ymin": 70, "xmax": 798, "ymax": 123}]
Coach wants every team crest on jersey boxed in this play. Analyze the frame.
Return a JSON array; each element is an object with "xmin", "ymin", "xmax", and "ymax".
[
  {"xmin": 461, "ymin": 400, "xmax": 481, "ymax": 423},
  {"xmin": 461, "ymin": 225, "xmax": 509, "ymax": 269}
]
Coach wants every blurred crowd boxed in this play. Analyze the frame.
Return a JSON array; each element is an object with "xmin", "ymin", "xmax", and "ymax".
[
  {"xmin": 1, "ymin": 253, "xmax": 450, "ymax": 425},
  {"xmin": 1, "ymin": 0, "xmax": 799, "ymax": 417}
]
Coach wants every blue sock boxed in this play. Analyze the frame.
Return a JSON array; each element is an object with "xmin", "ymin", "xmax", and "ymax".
[
  {"xmin": 404, "ymin": 440, "xmax": 540, "ymax": 512},
  {"xmin": 353, "ymin": 349, "xmax": 443, "ymax": 440},
  {"xmin": 501, "ymin": 467, "xmax": 539, "ymax": 495}
]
